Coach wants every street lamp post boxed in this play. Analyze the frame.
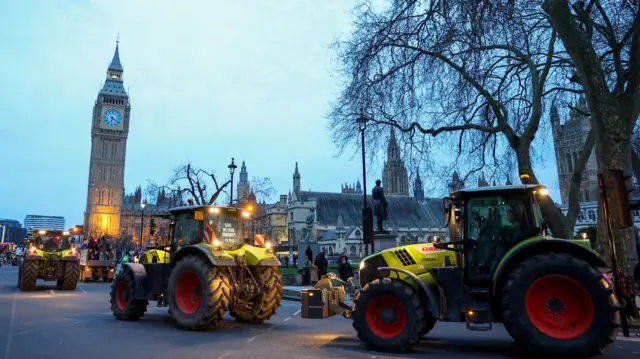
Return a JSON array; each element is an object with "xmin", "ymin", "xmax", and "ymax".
[
  {"xmin": 0, "ymin": 225, "xmax": 5, "ymax": 243},
  {"xmin": 139, "ymin": 201, "xmax": 146, "ymax": 252},
  {"xmin": 228, "ymin": 158, "xmax": 238, "ymax": 206},
  {"xmin": 356, "ymin": 109, "xmax": 373, "ymax": 256}
]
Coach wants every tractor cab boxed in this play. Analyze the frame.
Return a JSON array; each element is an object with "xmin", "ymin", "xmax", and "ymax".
[
  {"xmin": 31, "ymin": 230, "xmax": 74, "ymax": 252},
  {"xmin": 441, "ymin": 184, "xmax": 548, "ymax": 281},
  {"xmin": 169, "ymin": 204, "xmax": 252, "ymax": 252}
]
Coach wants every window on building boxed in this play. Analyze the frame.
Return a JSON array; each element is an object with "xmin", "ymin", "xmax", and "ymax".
[
  {"xmin": 290, "ymin": 212, "xmax": 293, "ymax": 221},
  {"xmin": 566, "ymin": 153, "xmax": 573, "ymax": 173}
]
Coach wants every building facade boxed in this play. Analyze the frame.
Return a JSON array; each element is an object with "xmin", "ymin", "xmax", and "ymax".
[
  {"xmin": 382, "ymin": 129, "xmax": 410, "ymax": 196},
  {"xmin": 84, "ymin": 40, "xmax": 131, "ymax": 238},
  {"xmin": 237, "ymin": 161, "xmax": 251, "ymax": 204},
  {"xmin": 0, "ymin": 219, "xmax": 26, "ymax": 244},
  {"xmin": 551, "ymin": 97, "xmax": 599, "ymax": 204},
  {"xmin": 23, "ymin": 215, "xmax": 65, "ymax": 233},
  {"xmin": 285, "ymin": 131, "xmax": 447, "ymax": 261}
]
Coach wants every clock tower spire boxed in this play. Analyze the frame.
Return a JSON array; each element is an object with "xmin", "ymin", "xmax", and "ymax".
[{"xmin": 84, "ymin": 38, "xmax": 131, "ymax": 239}]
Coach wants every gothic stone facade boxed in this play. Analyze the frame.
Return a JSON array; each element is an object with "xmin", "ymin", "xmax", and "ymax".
[
  {"xmin": 551, "ymin": 97, "xmax": 599, "ymax": 205},
  {"xmin": 84, "ymin": 42, "xmax": 131, "ymax": 238}
]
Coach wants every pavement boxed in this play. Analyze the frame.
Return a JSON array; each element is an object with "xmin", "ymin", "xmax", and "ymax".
[{"xmin": 0, "ymin": 267, "xmax": 638, "ymax": 359}]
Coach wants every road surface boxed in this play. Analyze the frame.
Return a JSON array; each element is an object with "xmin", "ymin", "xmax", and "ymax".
[{"xmin": 0, "ymin": 265, "xmax": 638, "ymax": 359}]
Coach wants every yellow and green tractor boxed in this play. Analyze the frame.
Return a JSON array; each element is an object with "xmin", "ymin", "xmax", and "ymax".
[
  {"xmin": 110, "ymin": 205, "xmax": 283, "ymax": 330},
  {"xmin": 19, "ymin": 230, "xmax": 80, "ymax": 291},
  {"xmin": 302, "ymin": 183, "xmax": 619, "ymax": 359}
]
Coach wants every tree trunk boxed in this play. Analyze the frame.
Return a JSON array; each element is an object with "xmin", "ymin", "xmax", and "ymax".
[{"xmin": 515, "ymin": 144, "xmax": 571, "ymax": 238}]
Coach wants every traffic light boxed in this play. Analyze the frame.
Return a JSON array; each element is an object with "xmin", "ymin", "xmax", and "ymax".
[
  {"xmin": 610, "ymin": 170, "xmax": 638, "ymax": 227},
  {"xmin": 362, "ymin": 207, "xmax": 374, "ymax": 244},
  {"xmin": 149, "ymin": 218, "xmax": 157, "ymax": 236}
]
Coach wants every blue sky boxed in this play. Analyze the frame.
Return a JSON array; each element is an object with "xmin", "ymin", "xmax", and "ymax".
[{"xmin": 0, "ymin": 0, "xmax": 561, "ymax": 227}]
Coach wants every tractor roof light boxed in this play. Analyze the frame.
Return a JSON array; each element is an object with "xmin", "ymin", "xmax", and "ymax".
[
  {"xmin": 38, "ymin": 230, "xmax": 46, "ymax": 235},
  {"xmin": 212, "ymin": 239, "xmax": 222, "ymax": 251},
  {"xmin": 63, "ymin": 231, "xmax": 69, "ymax": 235},
  {"xmin": 538, "ymin": 187, "xmax": 549, "ymax": 196},
  {"xmin": 242, "ymin": 211, "xmax": 251, "ymax": 218},
  {"xmin": 209, "ymin": 207, "xmax": 220, "ymax": 214}
]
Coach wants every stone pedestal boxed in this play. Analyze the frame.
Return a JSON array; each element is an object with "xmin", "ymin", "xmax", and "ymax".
[
  {"xmin": 297, "ymin": 242, "xmax": 321, "ymax": 270},
  {"xmin": 373, "ymin": 232, "xmax": 398, "ymax": 252}
]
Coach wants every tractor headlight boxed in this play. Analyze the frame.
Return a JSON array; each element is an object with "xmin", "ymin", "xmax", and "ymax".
[
  {"xmin": 538, "ymin": 188, "xmax": 549, "ymax": 196},
  {"xmin": 70, "ymin": 247, "xmax": 76, "ymax": 255},
  {"xmin": 29, "ymin": 246, "xmax": 36, "ymax": 254},
  {"xmin": 212, "ymin": 239, "xmax": 221, "ymax": 249},
  {"xmin": 359, "ymin": 260, "xmax": 365, "ymax": 270},
  {"xmin": 242, "ymin": 211, "xmax": 250, "ymax": 218},
  {"xmin": 265, "ymin": 242, "xmax": 272, "ymax": 252}
]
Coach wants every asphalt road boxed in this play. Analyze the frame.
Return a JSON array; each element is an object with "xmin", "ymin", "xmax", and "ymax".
[{"xmin": 0, "ymin": 265, "xmax": 638, "ymax": 359}]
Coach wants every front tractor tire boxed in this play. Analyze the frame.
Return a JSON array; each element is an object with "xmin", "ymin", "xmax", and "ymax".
[
  {"xmin": 230, "ymin": 266, "xmax": 283, "ymax": 324},
  {"xmin": 501, "ymin": 253, "xmax": 619, "ymax": 359},
  {"xmin": 353, "ymin": 278, "xmax": 426, "ymax": 352},
  {"xmin": 168, "ymin": 256, "xmax": 231, "ymax": 330},
  {"xmin": 110, "ymin": 266, "xmax": 149, "ymax": 321},
  {"xmin": 57, "ymin": 261, "xmax": 80, "ymax": 290},
  {"xmin": 19, "ymin": 260, "xmax": 38, "ymax": 291}
]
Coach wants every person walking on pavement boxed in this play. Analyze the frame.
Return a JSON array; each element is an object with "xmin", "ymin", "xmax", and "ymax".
[
  {"xmin": 338, "ymin": 255, "xmax": 355, "ymax": 299},
  {"xmin": 314, "ymin": 252, "xmax": 328, "ymax": 279},
  {"xmin": 309, "ymin": 257, "xmax": 319, "ymax": 286}
]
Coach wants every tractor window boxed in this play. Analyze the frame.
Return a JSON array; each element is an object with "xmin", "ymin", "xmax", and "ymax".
[
  {"xmin": 173, "ymin": 214, "xmax": 201, "ymax": 246},
  {"xmin": 205, "ymin": 208, "xmax": 241, "ymax": 249},
  {"xmin": 466, "ymin": 195, "xmax": 534, "ymax": 278}
]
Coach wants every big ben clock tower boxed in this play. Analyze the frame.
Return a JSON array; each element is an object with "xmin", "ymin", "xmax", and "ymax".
[{"xmin": 84, "ymin": 40, "xmax": 131, "ymax": 238}]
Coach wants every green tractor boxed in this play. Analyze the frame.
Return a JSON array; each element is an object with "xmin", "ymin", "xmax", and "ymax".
[
  {"xmin": 301, "ymin": 183, "xmax": 619, "ymax": 358},
  {"xmin": 110, "ymin": 204, "xmax": 283, "ymax": 329},
  {"xmin": 19, "ymin": 230, "xmax": 80, "ymax": 291}
]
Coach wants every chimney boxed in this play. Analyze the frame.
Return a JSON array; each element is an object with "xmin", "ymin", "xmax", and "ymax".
[{"xmin": 279, "ymin": 195, "xmax": 287, "ymax": 207}]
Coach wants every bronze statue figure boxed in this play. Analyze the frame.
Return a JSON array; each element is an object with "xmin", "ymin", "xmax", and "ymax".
[{"xmin": 372, "ymin": 179, "xmax": 388, "ymax": 231}]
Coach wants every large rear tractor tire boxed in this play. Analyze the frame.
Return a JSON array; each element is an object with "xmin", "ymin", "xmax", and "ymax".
[
  {"xmin": 19, "ymin": 260, "xmax": 38, "ymax": 291},
  {"xmin": 230, "ymin": 266, "xmax": 283, "ymax": 324},
  {"xmin": 58, "ymin": 261, "xmax": 80, "ymax": 290},
  {"xmin": 352, "ymin": 278, "xmax": 426, "ymax": 352},
  {"xmin": 501, "ymin": 253, "xmax": 619, "ymax": 359},
  {"xmin": 110, "ymin": 266, "xmax": 149, "ymax": 321},
  {"xmin": 168, "ymin": 256, "xmax": 231, "ymax": 330}
]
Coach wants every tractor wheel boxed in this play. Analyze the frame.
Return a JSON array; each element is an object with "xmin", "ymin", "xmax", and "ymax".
[
  {"xmin": 19, "ymin": 260, "xmax": 38, "ymax": 291},
  {"xmin": 110, "ymin": 266, "xmax": 149, "ymax": 321},
  {"xmin": 230, "ymin": 266, "xmax": 283, "ymax": 324},
  {"xmin": 417, "ymin": 292, "xmax": 437, "ymax": 338},
  {"xmin": 168, "ymin": 256, "xmax": 231, "ymax": 330},
  {"xmin": 501, "ymin": 253, "xmax": 619, "ymax": 358},
  {"xmin": 17, "ymin": 261, "xmax": 22, "ymax": 287},
  {"xmin": 59, "ymin": 261, "xmax": 79, "ymax": 290},
  {"xmin": 352, "ymin": 278, "xmax": 425, "ymax": 352}
]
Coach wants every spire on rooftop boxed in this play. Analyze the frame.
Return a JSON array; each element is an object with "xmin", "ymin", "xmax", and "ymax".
[{"xmin": 108, "ymin": 36, "xmax": 123, "ymax": 72}]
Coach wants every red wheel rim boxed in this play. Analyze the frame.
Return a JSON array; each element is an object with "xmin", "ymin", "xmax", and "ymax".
[
  {"xmin": 365, "ymin": 295, "xmax": 407, "ymax": 339},
  {"xmin": 175, "ymin": 271, "xmax": 203, "ymax": 315},
  {"xmin": 115, "ymin": 281, "xmax": 128, "ymax": 310},
  {"xmin": 524, "ymin": 275, "xmax": 594, "ymax": 340}
]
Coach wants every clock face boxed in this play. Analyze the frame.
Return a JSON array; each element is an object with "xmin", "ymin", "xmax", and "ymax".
[{"xmin": 103, "ymin": 109, "xmax": 122, "ymax": 127}]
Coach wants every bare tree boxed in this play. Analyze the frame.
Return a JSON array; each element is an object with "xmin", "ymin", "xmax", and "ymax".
[
  {"xmin": 543, "ymin": 0, "xmax": 640, "ymax": 279},
  {"xmin": 230, "ymin": 176, "xmax": 277, "ymax": 205},
  {"xmin": 147, "ymin": 163, "xmax": 231, "ymax": 206},
  {"xmin": 329, "ymin": 0, "xmax": 591, "ymax": 237}
]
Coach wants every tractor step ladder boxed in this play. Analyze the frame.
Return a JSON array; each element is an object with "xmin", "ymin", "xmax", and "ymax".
[{"xmin": 464, "ymin": 286, "xmax": 492, "ymax": 331}]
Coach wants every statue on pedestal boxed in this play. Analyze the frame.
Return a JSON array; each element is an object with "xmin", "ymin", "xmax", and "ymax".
[
  {"xmin": 372, "ymin": 179, "xmax": 389, "ymax": 231},
  {"xmin": 304, "ymin": 208, "xmax": 315, "ymax": 242}
]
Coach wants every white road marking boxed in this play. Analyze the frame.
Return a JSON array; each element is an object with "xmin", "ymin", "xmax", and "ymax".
[
  {"xmin": 267, "ymin": 324, "xmax": 276, "ymax": 330},
  {"xmin": 4, "ymin": 290, "xmax": 17, "ymax": 359},
  {"xmin": 245, "ymin": 335, "xmax": 259, "ymax": 343},
  {"xmin": 49, "ymin": 290, "xmax": 55, "ymax": 295},
  {"xmin": 216, "ymin": 352, "xmax": 232, "ymax": 359},
  {"xmin": 80, "ymin": 287, "xmax": 87, "ymax": 293},
  {"xmin": 293, "ymin": 309, "xmax": 301, "ymax": 316},
  {"xmin": 284, "ymin": 317, "xmax": 291, "ymax": 322}
]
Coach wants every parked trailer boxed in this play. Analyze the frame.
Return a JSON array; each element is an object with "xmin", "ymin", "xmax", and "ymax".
[{"xmin": 79, "ymin": 249, "xmax": 115, "ymax": 282}]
